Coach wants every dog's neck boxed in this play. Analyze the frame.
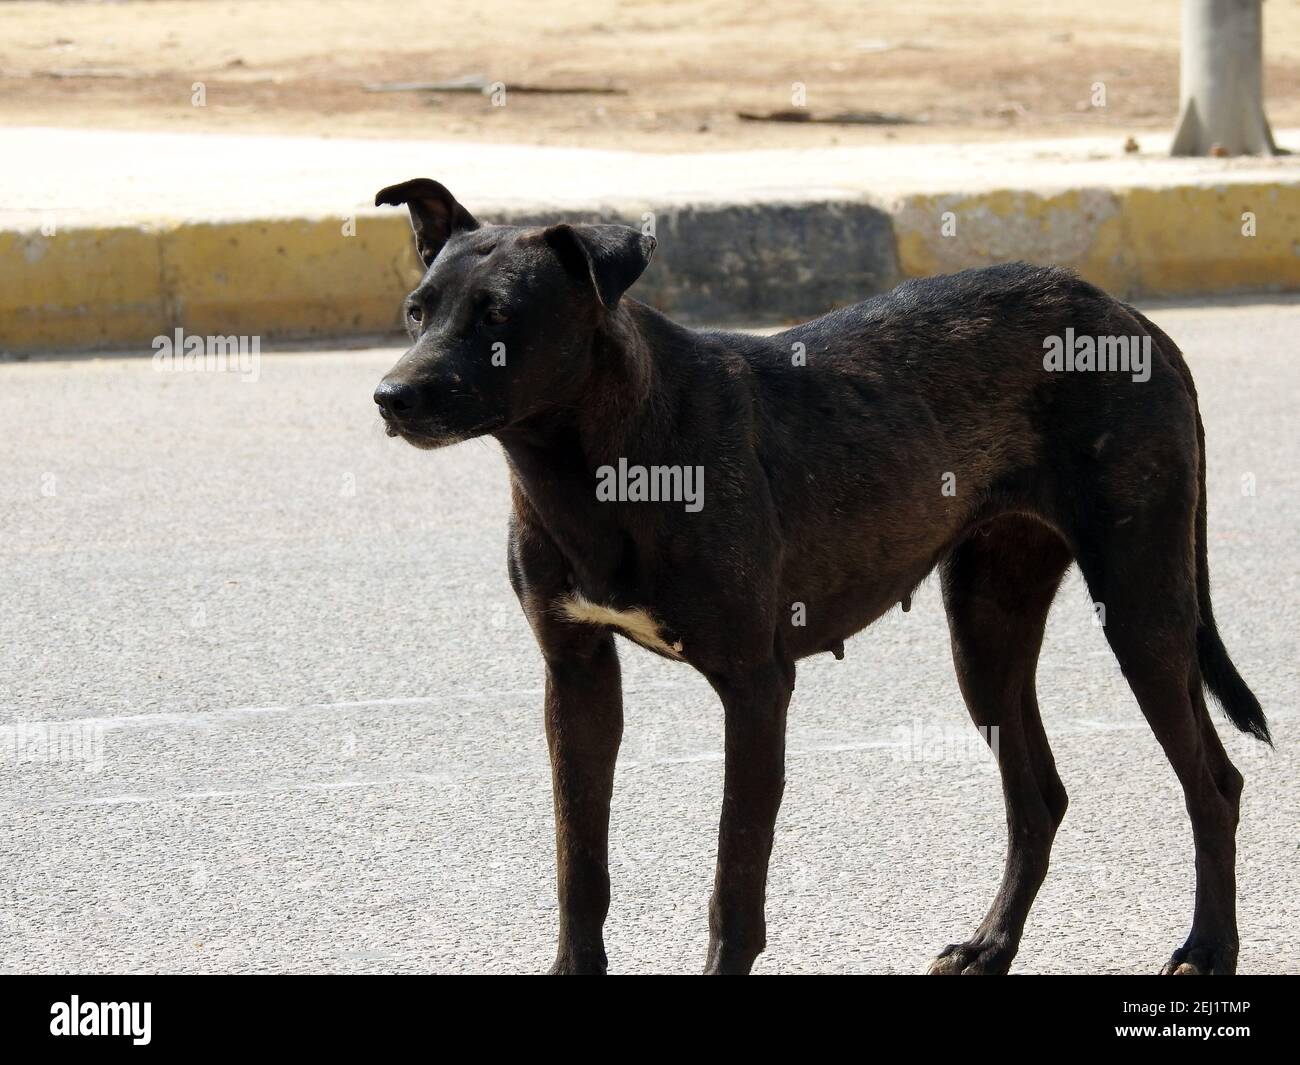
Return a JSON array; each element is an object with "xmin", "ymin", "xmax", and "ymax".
[
  {"xmin": 494, "ymin": 299, "xmax": 699, "ymax": 559},
  {"xmin": 498, "ymin": 298, "xmax": 690, "ymax": 468}
]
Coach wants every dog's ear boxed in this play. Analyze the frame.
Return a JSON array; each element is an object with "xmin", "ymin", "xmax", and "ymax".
[
  {"xmin": 374, "ymin": 178, "xmax": 480, "ymax": 267},
  {"xmin": 542, "ymin": 224, "xmax": 656, "ymax": 311}
]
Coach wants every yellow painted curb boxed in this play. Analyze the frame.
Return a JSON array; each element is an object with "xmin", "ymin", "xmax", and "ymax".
[
  {"xmin": 894, "ymin": 187, "xmax": 1135, "ymax": 295},
  {"xmin": 3, "ymin": 213, "xmax": 421, "ymax": 354},
  {"xmin": 1121, "ymin": 183, "xmax": 1300, "ymax": 295},
  {"xmin": 892, "ymin": 182, "xmax": 1300, "ymax": 299},
  {"xmin": 1, "ymin": 226, "xmax": 167, "ymax": 350},
  {"xmin": 159, "ymin": 215, "xmax": 420, "ymax": 341}
]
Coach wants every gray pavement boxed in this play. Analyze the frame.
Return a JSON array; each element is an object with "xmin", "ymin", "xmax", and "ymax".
[{"xmin": 1, "ymin": 300, "xmax": 1296, "ymax": 974}]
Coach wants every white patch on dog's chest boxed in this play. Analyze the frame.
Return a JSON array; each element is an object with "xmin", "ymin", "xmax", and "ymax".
[{"xmin": 559, "ymin": 593, "xmax": 684, "ymax": 659}]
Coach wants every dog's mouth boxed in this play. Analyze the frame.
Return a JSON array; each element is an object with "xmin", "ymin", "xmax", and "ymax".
[{"xmin": 379, "ymin": 409, "xmax": 501, "ymax": 450}]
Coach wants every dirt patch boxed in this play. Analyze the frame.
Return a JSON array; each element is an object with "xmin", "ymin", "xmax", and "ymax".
[{"xmin": 4, "ymin": 0, "xmax": 1300, "ymax": 150}]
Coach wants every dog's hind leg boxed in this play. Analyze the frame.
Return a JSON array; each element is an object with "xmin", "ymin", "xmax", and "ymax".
[
  {"xmin": 1074, "ymin": 509, "xmax": 1244, "ymax": 975},
  {"xmin": 929, "ymin": 516, "xmax": 1073, "ymax": 975}
]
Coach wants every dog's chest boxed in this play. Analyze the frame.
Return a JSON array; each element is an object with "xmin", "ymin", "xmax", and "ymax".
[{"xmin": 558, "ymin": 592, "xmax": 684, "ymax": 660}]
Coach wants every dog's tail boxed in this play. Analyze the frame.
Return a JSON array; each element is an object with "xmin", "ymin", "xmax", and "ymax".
[
  {"xmin": 1191, "ymin": 405, "xmax": 1272, "ymax": 744},
  {"xmin": 1126, "ymin": 306, "xmax": 1271, "ymax": 745}
]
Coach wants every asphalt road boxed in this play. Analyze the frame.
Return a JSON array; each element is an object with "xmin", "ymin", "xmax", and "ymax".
[{"xmin": 2, "ymin": 300, "xmax": 1296, "ymax": 975}]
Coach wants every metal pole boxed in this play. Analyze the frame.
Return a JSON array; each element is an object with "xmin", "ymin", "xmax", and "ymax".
[{"xmin": 1171, "ymin": 0, "xmax": 1277, "ymax": 156}]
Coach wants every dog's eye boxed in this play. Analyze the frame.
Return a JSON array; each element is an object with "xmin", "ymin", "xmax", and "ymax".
[
  {"xmin": 408, "ymin": 305, "xmax": 423, "ymax": 323},
  {"xmin": 484, "ymin": 309, "xmax": 509, "ymax": 326}
]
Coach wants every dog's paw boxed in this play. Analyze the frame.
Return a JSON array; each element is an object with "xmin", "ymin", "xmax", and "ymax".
[
  {"xmin": 549, "ymin": 950, "xmax": 608, "ymax": 975},
  {"xmin": 1158, "ymin": 944, "xmax": 1236, "ymax": 975},
  {"xmin": 926, "ymin": 935, "xmax": 1015, "ymax": 975}
]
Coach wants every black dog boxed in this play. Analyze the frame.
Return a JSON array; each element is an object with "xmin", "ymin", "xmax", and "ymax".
[{"xmin": 373, "ymin": 178, "xmax": 1269, "ymax": 975}]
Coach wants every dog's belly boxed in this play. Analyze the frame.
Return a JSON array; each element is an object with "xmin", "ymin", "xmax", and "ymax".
[{"xmin": 781, "ymin": 580, "xmax": 923, "ymax": 660}]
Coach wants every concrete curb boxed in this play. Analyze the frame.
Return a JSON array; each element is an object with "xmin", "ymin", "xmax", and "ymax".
[
  {"xmin": 5, "ymin": 178, "xmax": 1300, "ymax": 353},
  {"xmin": 892, "ymin": 182, "xmax": 1300, "ymax": 298}
]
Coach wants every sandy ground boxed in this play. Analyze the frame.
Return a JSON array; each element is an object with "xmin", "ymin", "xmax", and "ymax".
[{"xmin": 3, "ymin": 0, "xmax": 1300, "ymax": 151}]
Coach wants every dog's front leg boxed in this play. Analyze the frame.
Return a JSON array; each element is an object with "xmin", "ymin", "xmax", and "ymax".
[
  {"xmin": 544, "ymin": 635, "xmax": 623, "ymax": 974},
  {"xmin": 705, "ymin": 659, "xmax": 793, "ymax": 974}
]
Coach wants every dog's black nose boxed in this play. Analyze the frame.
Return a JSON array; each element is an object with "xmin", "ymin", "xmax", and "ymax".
[{"xmin": 374, "ymin": 379, "xmax": 420, "ymax": 416}]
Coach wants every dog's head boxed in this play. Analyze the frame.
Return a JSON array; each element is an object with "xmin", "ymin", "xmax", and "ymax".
[{"xmin": 372, "ymin": 179, "xmax": 656, "ymax": 449}]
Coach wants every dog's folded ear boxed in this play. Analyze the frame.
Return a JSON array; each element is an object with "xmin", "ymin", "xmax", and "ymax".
[
  {"xmin": 542, "ymin": 224, "xmax": 656, "ymax": 311},
  {"xmin": 374, "ymin": 178, "xmax": 480, "ymax": 267}
]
